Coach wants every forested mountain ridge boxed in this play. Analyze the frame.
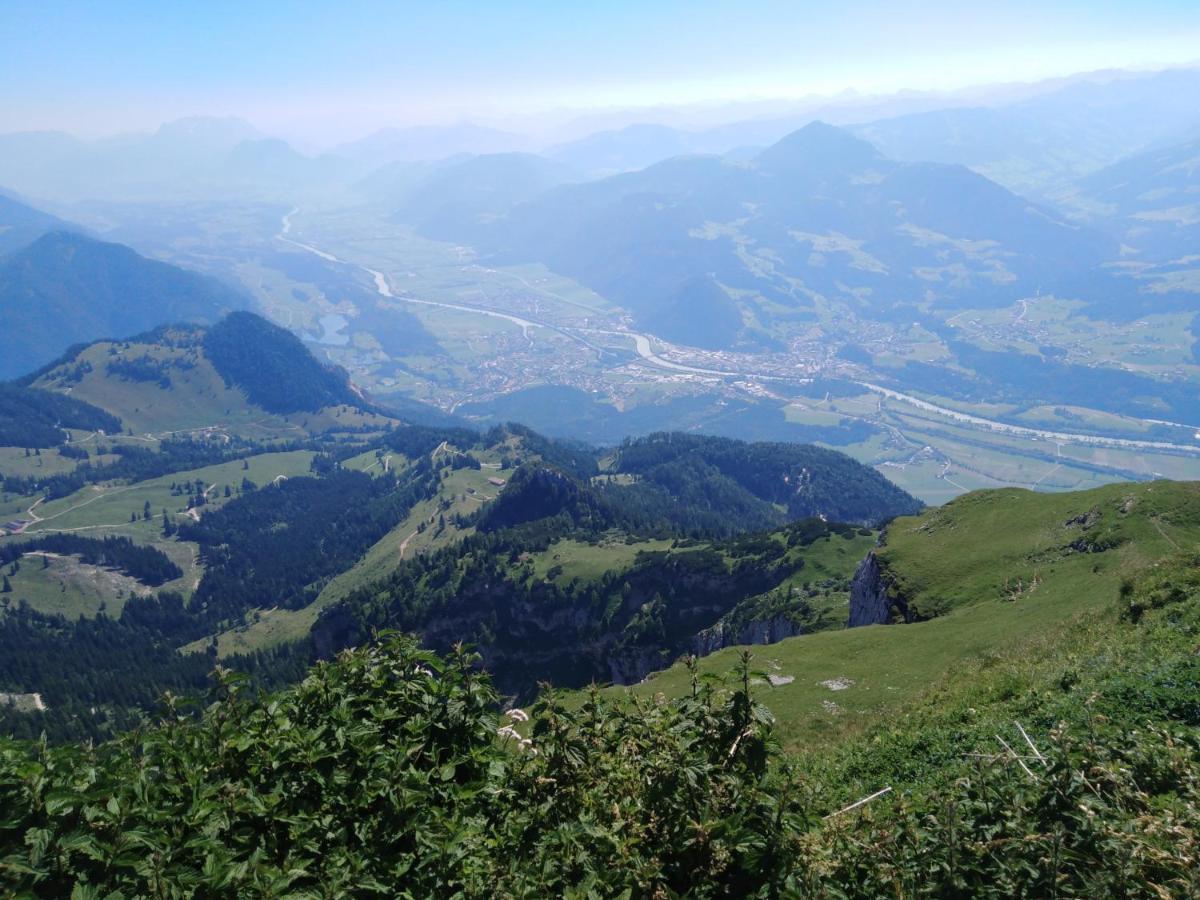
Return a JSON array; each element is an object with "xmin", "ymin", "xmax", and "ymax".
[
  {"xmin": 0, "ymin": 373, "xmax": 914, "ymax": 740},
  {"xmin": 303, "ymin": 429, "xmax": 915, "ymax": 695},
  {"xmin": 608, "ymin": 431, "xmax": 922, "ymax": 527},
  {"xmin": 315, "ymin": 511, "xmax": 875, "ymax": 696},
  {"xmin": 0, "ymin": 383, "xmax": 123, "ymax": 449}
]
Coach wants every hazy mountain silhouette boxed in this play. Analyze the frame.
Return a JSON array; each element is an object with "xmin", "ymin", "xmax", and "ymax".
[
  {"xmin": 0, "ymin": 232, "xmax": 247, "ymax": 379},
  {"xmin": 1071, "ymin": 134, "xmax": 1200, "ymax": 261},
  {"xmin": 335, "ymin": 124, "xmax": 534, "ymax": 169},
  {"xmin": 0, "ymin": 191, "xmax": 80, "ymax": 257},
  {"xmin": 454, "ymin": 122, "xmax": 1135, "ymax": 347}
]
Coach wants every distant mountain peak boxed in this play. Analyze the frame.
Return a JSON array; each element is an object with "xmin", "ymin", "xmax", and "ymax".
[
  {"xmin": 755, "ymin": 120, "xmax": 884, "ymax": 175},
  {"xmin": 155, "ymin": 115, "xmax": 259, "ymax": 138}
]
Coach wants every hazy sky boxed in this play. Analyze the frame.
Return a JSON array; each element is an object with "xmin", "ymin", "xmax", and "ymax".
[{"xmin": 3, "ymin": 0, "xmax": 1199, "ymax": 145}]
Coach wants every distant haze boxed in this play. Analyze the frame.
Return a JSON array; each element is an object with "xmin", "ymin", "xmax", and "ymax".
[{"xmin": 3, "ymin": 0, "xmax": 1199, "ymax": 148}]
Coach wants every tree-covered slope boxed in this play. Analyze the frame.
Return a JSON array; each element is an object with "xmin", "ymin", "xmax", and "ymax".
[
  {"xmin": 0, "ymin": 415, "xmax": 911, "ymax": 739},
  {"xmin": 0, "ymin": 231, "xmax": 247, "ymax": 379},
  {"xmin": 315, "ymin": 512, "xmax": 873, "ymax": 696},
  {"xmin": 608, "ymin": 431, "xmax": 923, "ymax": 528},
  {"xmin": 0, "ymin": 382, "xmax": 122, "ymax": 448},
  {"xmin": 202, "ymin": 311, "xmax": 363, "ymax": 414}
]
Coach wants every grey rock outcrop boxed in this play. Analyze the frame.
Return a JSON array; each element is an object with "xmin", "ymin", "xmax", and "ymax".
[
  {"xmin": 848, "ymin": 548, "xmax": 907, "ymax": 627},
  {"xmin": 692, "ymin": 614, "xmax": 805, "ymax": 656}
]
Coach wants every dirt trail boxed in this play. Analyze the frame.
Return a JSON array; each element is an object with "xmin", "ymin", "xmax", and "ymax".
[
  {"xmin": 397, "ymin": 529, "xmax": 419, "ymax": 559},
  {"xmin": 23, "ymin": 486, "xmax": 137, "ymax": 532},
  {"xmin": 1151, "ymin": 516, "xmax": 1181, "ymax": 551}
]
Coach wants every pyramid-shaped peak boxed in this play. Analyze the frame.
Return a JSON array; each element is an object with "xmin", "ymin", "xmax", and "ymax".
[{"xmin": 755, "ymin": 121, "xmax": 884, "ymax": 174}]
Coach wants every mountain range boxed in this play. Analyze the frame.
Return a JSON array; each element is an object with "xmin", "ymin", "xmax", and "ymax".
[
  {"xmin": 0, "ymin": 68, "xmax": 1195, "ymax": 208},
  {"xmin": 399, "ymin": 122, "xmax": 1153, "ymax": 350},
  {"xmin": 849, "ymin": 68, "xmax": 1200, "ymax": 196}
]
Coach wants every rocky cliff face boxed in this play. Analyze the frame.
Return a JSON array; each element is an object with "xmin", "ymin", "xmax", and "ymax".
[
  {"xmin": 691, "ymin": 614, "xmax": 806, "ymax": 656},
  {"xmin": 848, "ymin": 544, "xmax": 908, "ymax": 627}
]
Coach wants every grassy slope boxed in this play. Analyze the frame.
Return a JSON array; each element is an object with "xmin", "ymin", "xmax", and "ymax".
[
  {"xmin": 877, "ymin": 480, "xmax": 1199, "ymax": 612},
  {"xmin": 0, "ymin": 447, "xmax": 110, "ymax": 480},
  {"xmin": 21, "ymin": 451, "xmax": 316, "ymax": 533},
  {"xmin": 0, "ymin": 552, "xmax": 151, "ymax": 619},
  {"xmin": 527, "ymin": 537, "xmax": 676, "ymax": 582},
  {"xmin": 756, "ymin": 528, "xmax": 879, "ymax": 624},
  {"xmin": 31, "ymin": 340, "xmax": 395, "ymax": 439},
  {"xmin": 0, "ymin": 329, "xmax": 402, "ymax": 628},
  {"xmin": 614, "ymin": 480, "xmax": 1200, "ymax": 753}
]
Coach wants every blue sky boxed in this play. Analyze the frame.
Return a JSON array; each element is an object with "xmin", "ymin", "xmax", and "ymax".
[{"xmin": 3, "ymin": 1, "xmax": 1198, "ymax": 143}]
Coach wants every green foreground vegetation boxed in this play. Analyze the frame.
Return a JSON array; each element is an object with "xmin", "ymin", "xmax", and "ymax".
[{"xmin": 3, "ymin": 544, "xmax": 1199, "ymax": 897}]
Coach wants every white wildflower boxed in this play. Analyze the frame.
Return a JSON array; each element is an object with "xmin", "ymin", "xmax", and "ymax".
[{"xmin": 506, "ymin": 708, "xmax": 530, "ymax": 722}]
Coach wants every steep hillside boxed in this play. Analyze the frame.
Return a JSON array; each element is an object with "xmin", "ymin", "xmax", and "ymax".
[
  {"xmin": 315, "ymin": 510, "xmax": 874, "ymax": 696},
  {"xmin": 849, "ymin": 480, "xmax": 1200, "ymax": 624},
  {"xmin": 390, "ymin": 152, "xmax": 577, "ymax": 241},
  {"xmin": 0, "ymin": 383, "xmax": 122, "ymax": 448},
  {"xmin": 0, "ymin": 410, "xmax": 915, "ymax": 740},
  {"xmin": 305, "ymin": 431, "xmax": 916, "ymax": 696},
  {"xmin": 607, "ymin": 431, "xmax": 923, "ymax": 528},
  {"xmin": 202, "ymin": 311, "xmax": 362, "ymax": 413},
  {"xmin": 0, "ymin": 232, "xmax": 247, "ymax": 379},
  {"xmin": 1070, "ymin": 135, "xmax": 1200, "ymax": 262}
]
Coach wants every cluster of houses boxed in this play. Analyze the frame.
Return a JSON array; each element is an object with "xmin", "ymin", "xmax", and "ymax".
[{"xmin": 0, "ymin": 519, "xmax": 30, "ymax": 536}]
